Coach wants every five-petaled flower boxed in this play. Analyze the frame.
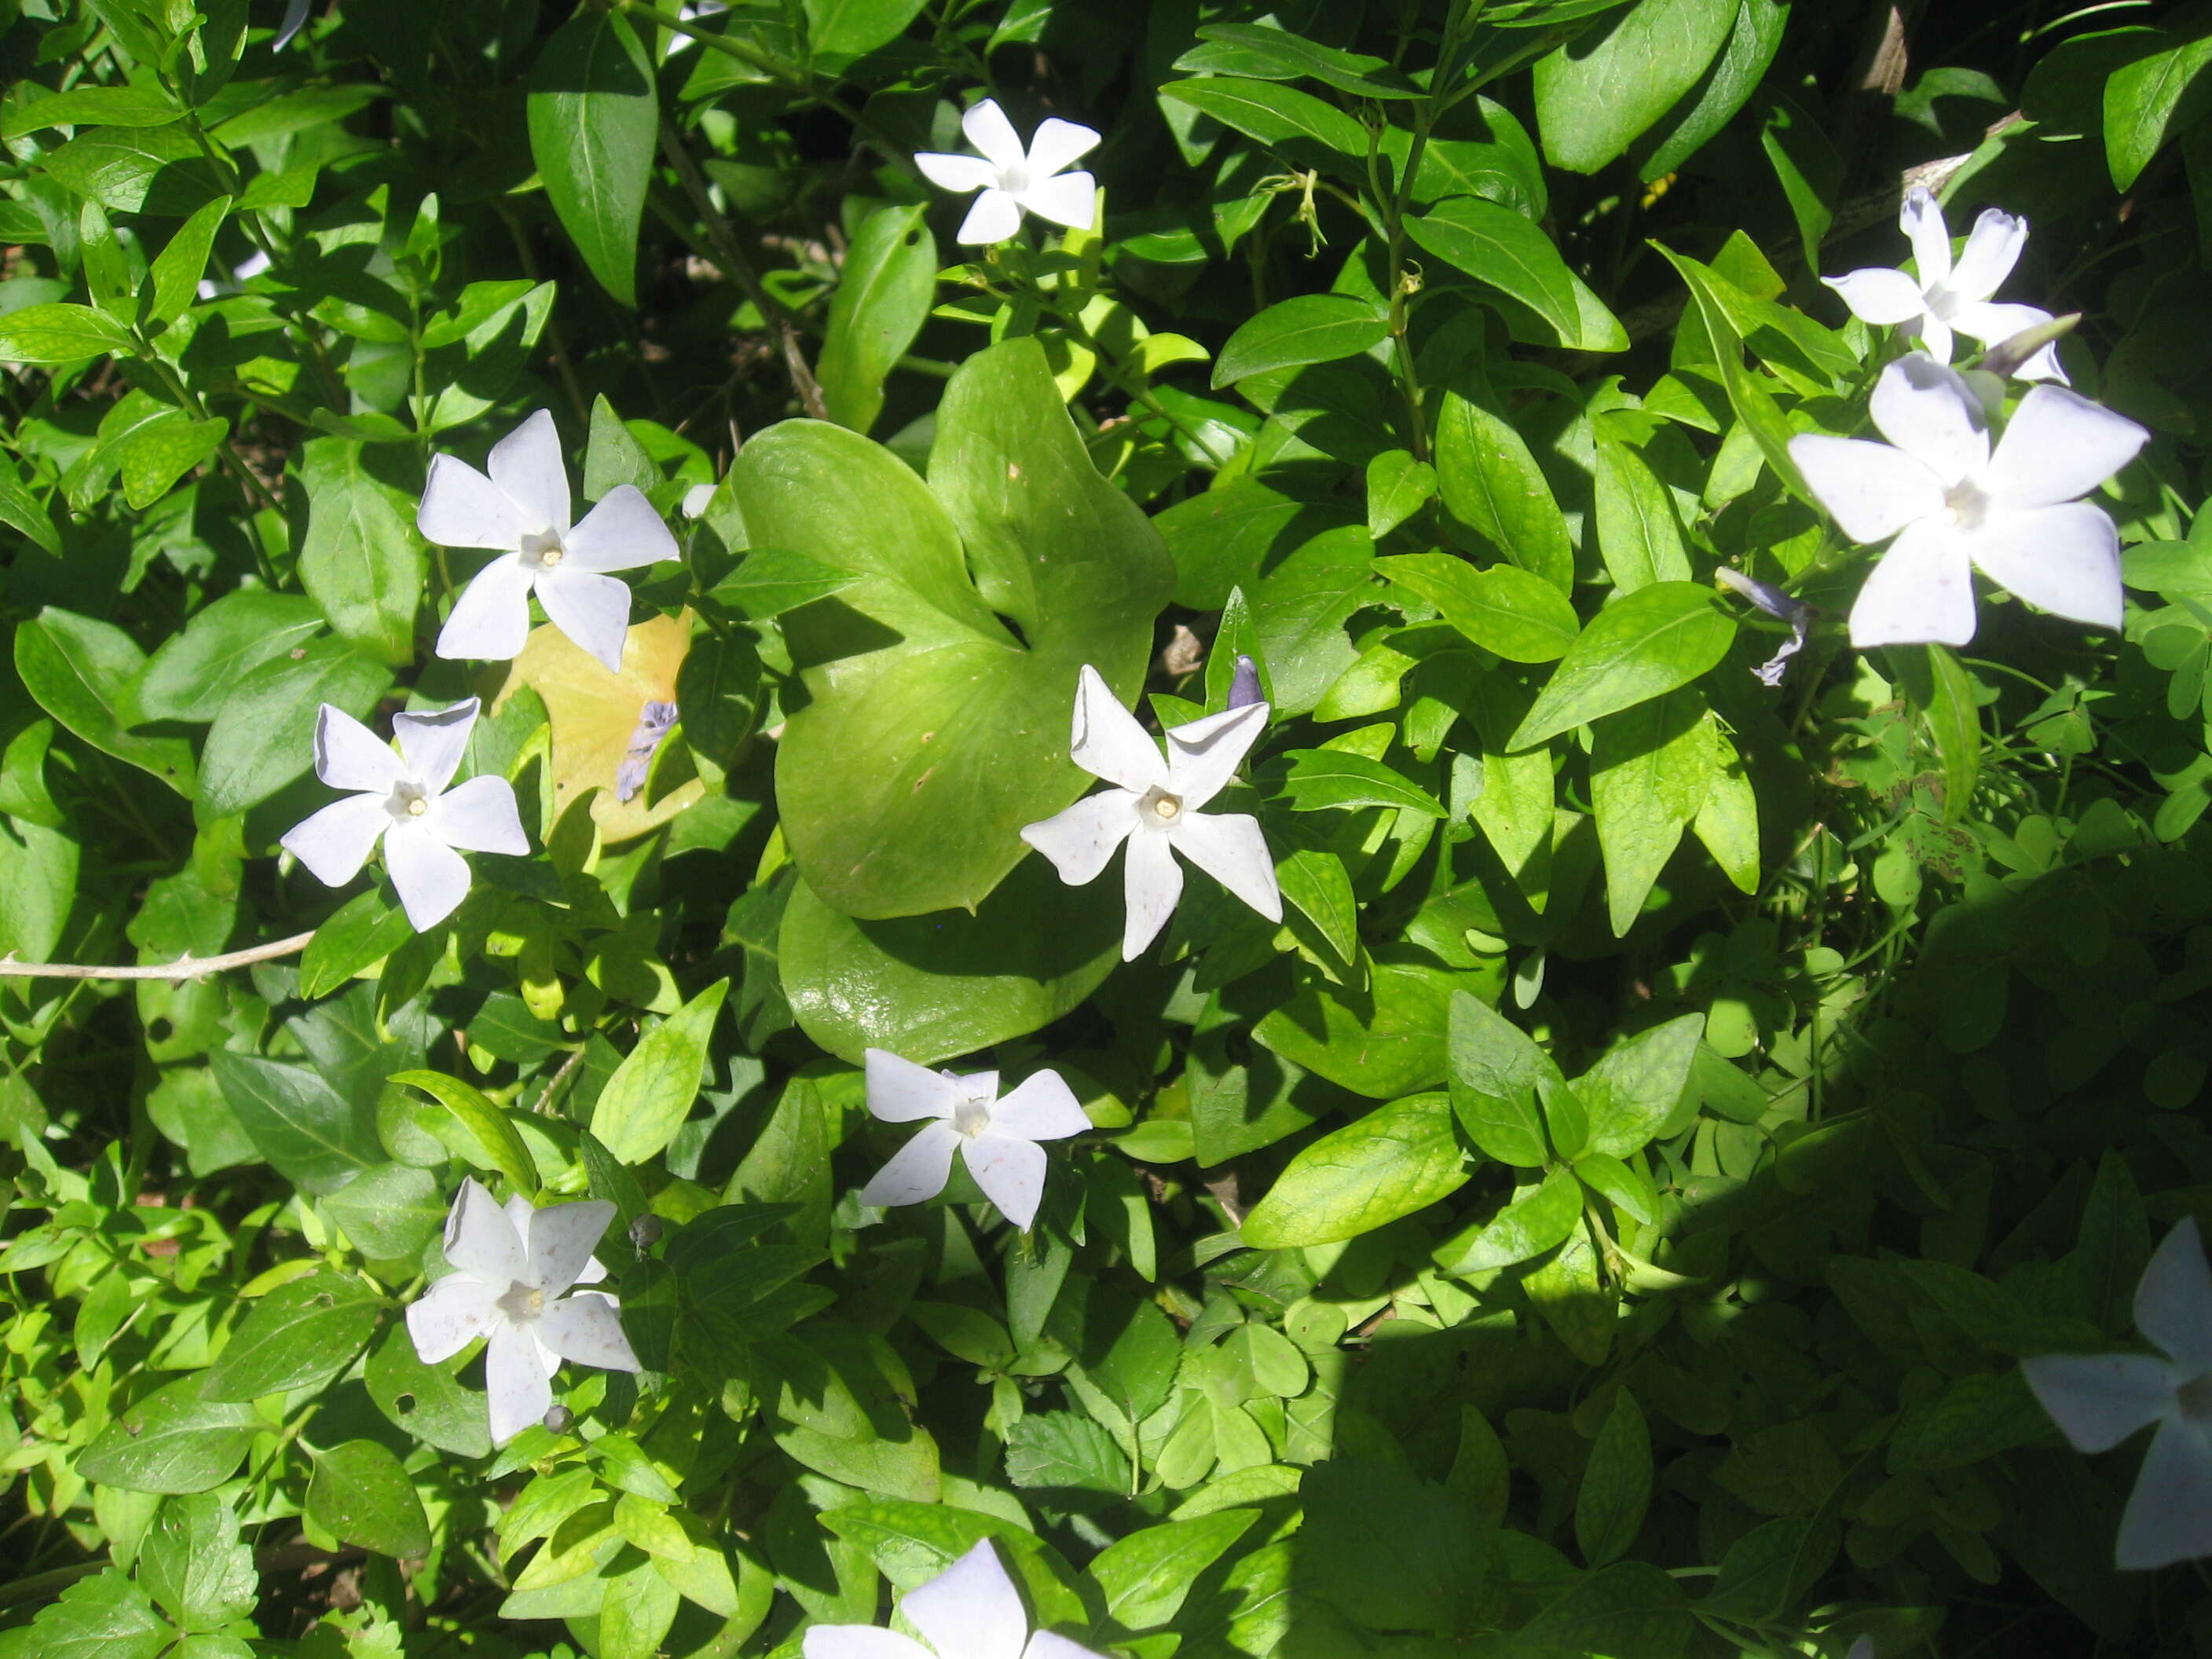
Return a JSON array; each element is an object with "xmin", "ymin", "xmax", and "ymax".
[
  {"xmin": 802, "ymin": 1538, "xmax": 1104, "ymax": 1659},
  {"xmin": 405, "ymin": 1178, "xmax": 641, "ymax": 1446},
  {"xmin": 2023, "ymin": 1218, "xmax": 2212, "ymax": 1571},
  {"xmin": 859, "ymin": 1049, "xmax": 1090, "ymax": 1232},
  {"xmin": 420, "ymin": 408, "xmax": 678, "ymax": 672},
  {"xmin": 1787, "ymin": 353, "xmax": 2146, "ymax": 649},
  {"xmin": 1021, "ymin": 665, "xmax": 1281, "ymax": 961},
  {"xmin": 1823, "ymin": 185, "xmax": 2067, "ymax": 382},
  {"xmin": 915, "ymin": 99, "xmax": 1100, "ymax": 245},
  {"xmin": 280, "ymin": 698, "xmax": 527, "ymax": 931}
]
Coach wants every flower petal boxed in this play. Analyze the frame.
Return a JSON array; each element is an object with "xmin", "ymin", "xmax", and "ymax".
[
  {"xmin": 1946, "ymin": 206, "xmax": 2027, "ymax": 303},
  {"xmin": 1025, "ymin": 1634, "xmax": 1109, "ymax": 1659},
  {"xmin": 313, "ymin": 703, "xmax": 406, "ymax": 793},
  {"xmin": 1963, "ymin": 503, "xmax": 2121, "ymax": 632},
  {"xmin": 1782, "ymin": 435, "xmax": 1944, "ymax": 544},
  {"xmin": 1900, "ymin": 186, "xmax": 1951, "ymax": 287},
  {"xmin": 1984, "ymin": 385, "xmax": 2148, "ymax": 511},
  {"xmin": 427, "ymin": 775, "xmax": 530, "ymax": 855},
  {"xmin": 485, "ymin": 1319, "xmax": 555, "ymax": 1445},
  {"xmin": 419, "ymin": 454, "xmax": 526, "ymax": 551},
  {"xmin": 956, "ymin": 189, "xmax": 1025, "ymax": 245},
  {"xmin": 435, "ymin": 555, "xmax": 537, "ymax": 663},
  {"xmin": 1822, "ymin": 267, "xmax": 1929, "ymax": 326},
  {"xmin": 988, "ymin": 1069, "xmax": 1091, "ymax": 1143},
  {"xmin": 903, "ymin": 1540, "xmax": 1030, "ymax": 1659},
  {"xmin": 1163, "ymin": 701, "xmax": 1269, "ymax": 809},
  {"xmin": 1025, "ymin": 118, "xmax": 1101, "ymax": 178},
  {"xmin": 860, "ymin": 1119, "xmax": 962, "ymax": 1210},
  {"xmin": 535, "ymin": 567, "xmax": 635, "ymax": 673},
  {"xmin": 2021, "ymin": 1353, "xmax": 2179, "ymax": 1452},
  {"xmin": 1868, "ymin": 353, "xmax": 1990, "ymax": 483},
  {"xmin": 444, "ymin": 1178, "xmax": 528, "ymax": 1288},
  {"xmin": 915, "ymin": 151, "xmax": 1000, "ymax": 194},
  {"xmin": 1020, "ymin": 790, "xmax": 1140, "ymax": 888},
  {"xmin": 280, "ymin": 793, "xmax": 390, "ymax": 888},
  {"xmin": 1071, "ymin": 664, "xmax": 1170, "ymax": 793},
  {"xmin": 1121, "ymin": 824, "xmax": 1184, "ymax": 961},
  {"xmin": 405, "ymin": 1273, "xmax": 500, "ymax": 1364},
  {"xmin": 961, "ymin": 99, "xmax": 1027, "ymax": 173},
  {"xmin": 1169, "ymin": 808, "xmax": 1283, "ymax": 924},
  {"xmin": 803, "ymin": 1630, "xmax": 936, "ymax": 1659},
  {"xmin": 527, "ymin": 1199, "xmax": 619, "ymax": 1295},
  {"xmin": 486, "ymin": 408, "xmax": 570, "ymax": 535},
  {"xmin": 2117, "ymin": 1412, "xmax": 2212, "ymax": 1569},
  {"xmin": 865, "ymin": 1048, "xmax": 963, "ymax": 1123},
  {"xmin": 564, "ymin": 484, "xmax": 679, "ymax": 573},
  {"xmin": 537, "ymin": 1290, "xmax": 642, "ymax": 1372},
  {"xmin": 393, "ymin": 698, "xmax": 478, "ymax": 796},
  {"xmin": 1911, "ymin": 310, "xmax": 1955, "ymax": 367},
  {"xmin": 1013, "ymin": 170, "xmax": 1096, "ymax": 231},
  {"xmin": 2012, "ymin": 339, "xmax": 2070, "ymax": 385},
  {"xmin": 2137, "ymin": 1218, "xmax": 2212, "ymax": 1375},
  {"xmin": 1946, "ymin": 298, "xmax": 2045, "ymax": 350},
  {"xmin": 1848, "ymin": 518, "xmax": 1977, "ymax": 648},
  {"xmin": 383, "ymin": 822, "xmax": 474, "ymax": 930},
  {"xmin": 965, "ymin": 1132, "xmax": 1049, "ymax": 1232}
]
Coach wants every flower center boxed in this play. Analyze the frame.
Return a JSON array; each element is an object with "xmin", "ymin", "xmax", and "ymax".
[
  {"xmin": 386, "ymin": 781, "xmax": 430, "ymax": 821},
  {"xmin": 1001, "ymin": 163, "xmax": 1032, "ymax": 193},
  {"xmin": 496, "ymin": 1281, "xmax": 545, "ymax": 1324},
  {"xmin": 1942, "ymin": 478, "xmax": 1990, "ymax": 531},
  {"xmin": 2179, "ymin": 1372, "xmax": 2212, "ymax": 1426},
  {"xmin": 1139, "ymin": 786, "xmax": 1184, "ymax": 827},
  {"xmin": 521, "ymin": 528, "xmax": 566, "ymax": 569},
  {"xmin": 953, "ymin": 1092, "xmax": 992, "ymax": 1137}
]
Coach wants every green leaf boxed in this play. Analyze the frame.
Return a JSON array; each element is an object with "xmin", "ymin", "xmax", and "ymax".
[
  {"xmin": 77, "ymin": 1377, "xmax": 262, "ymax": 1493},
  {"xmin": 1577, "ymin": 1013, "xmax": 1702, "ymax": 1159},
  {"xmin": 1433, "ymin": 386, "xmax": 1574, "ymax": 591},
  {"xmin": 321, "ymin": 1162, "xmax": 445, "ymax": 1261},
  {"xmin": 296, "ymin": 889, "xmax": 415, "ymax": 998},
  {"xmin": 2, "ymin": 85, "xmax": 183, "ymax": 138},
  {"xmin": 1917, "ymin": 643, "xmax": 1982, "ymax": 825},
  {"xmin": 819, "ymin": 203, "xmax": 937, "ymax": 435},
  {"xmin": 140, "ymin": 1495, "xmax": 257, "ymax": 1633},
  {"xmin": 197, "ymin": 637, "xmax": 393, "ymax": 820},
  {"xmin": 1183, "ymin": 24, "xmax": 1418, "ymax": 97},
  {"xmin": 1279, "ymin": 748, "xmax": 1445, "ymax": 816},
  {"xmin": 364, "ymin": 1328, "xmax": 494, "ymax": 1457},
  {"xmin": 746, "ymin": 336, "xmax": 1172, "ymax": 918},
  {"xmin": 1407, "ymin": 196, "xmax": 1626, "ymax": 351},
  {"xmin": 147, "ymin": 196, "xmax": 232, "ymax": 328},
  {"xmin": 1437, "ymin": 1165, "xmax": 1580, "ymax": 1274},
  {"xmin": 201, "ymin": 1269, "xmax": 382, "ymax": 1401},
  {"xmin": 1366, "ymin": 449, "xmax": 1437, "ymax": 538},
  {"xmin": 1159, "ymin": 77, "xmax": 1368, "ymax": 162},
  {"xmin": 804, "ymin": 0, "xmax": 929, "ymax": 64},
  {"xmin": 526, "ymin": 12, "xmax": 657, "ymax": 306},
  {"xmin": 1589, "ymin": 690, "xmax": 1716, "ymax": 934},
  {"xmin": 307, "ymin": 1438, "xmax": 431, "ymax": 1558},
  {"xmin": 1447, "ymin": 991, "xmax": 1562, "ymax": 1166},
  {"xmin": 1378, "ymin": 552, "xmax": 1580, "ymax": 662},
  {"xmin": 40, "ymin": 124, "xmax": 222, "ymax": 216},
  {"xmin": 1241, "ymin": 1091, "xmax": 1469, "ymax": 1247},
  {"xmin": 705, "ymin": 548, "xmax": 861, "ymax": 621},
  {"xmin": 0, "ymin": 300, "xmax": 135, "ymax": 365},
  {"xmin": 1213, "ymin": 295, "xmax": 1390, "ymax": 386},
  {"xmin": 1256, "ymin": 960, "xmax": 1475, "ymax": 1099},
  {"xmin": 1277, "ymin": 847, "xmax": 1360, "ymax": 970},
  {"xmin": 1089, "ymin": 1511, "xmax": 1258, "ymax": 1630},
  {"xmin": 584, "ymin": 394, "xmax": 657, "ymax": 498},
  {"xmin": 1575, "ymin": 1390, "xmax": 1654, "ymax": 1567},
  {"xmin": 1639, "ymin": 0, "xmax": 1790, "ymax": 181},
  {"xmin": 16, "ymin": 608, "xmax": 196, "ymax": 795},
  {"xmin": 1004, "ymin": 1410, "xmax": 1129, "ymax": 1494},
  {"xmin": 1525, "ymin": 1218, "xmax": 1614, "ymax": 1364},
  {"xmin": 1532, "ymin": 0, "xmax": 1738, "ymax": 173},
  {"xmin": 0, "ymin": 1571, "xmax": 172, "ymax": 1659},
  {"xmin": 113, "ymin": 408, "xmax": 228, "ymax": 509},
  {"xmin": 2107, "ymin": 29, "xmax": 2212, "ymax": 190},
  {"xmin": 391, "ymin": 1068, "xmax": 539, "ymax": 1192},
  {"xmin": 780, "ymin": 858, "xmax": 1120, "ymax": 1065},
  {"xmin": 0, "ymin": 458, "xmax": 60, "ymax": 555},
  {"xmin": 1157, "ymin": 479, "xmax": 1362, "ymax": 612},
  {"xmin": 1760, "ymin": 97, "xmax": 1841, "ymax": 274},
  {"xmin": 1509, "ymin": 584, "xmax": 1737, "ymax": 750},
  {"xmin": 295, "ymin": 437, "xmax": 427, "ymax": 667},
  {"xmin": 207, "ymin": 1052, "xmax": 380, "ymax": 1195},
  {"xmin": 590, "ymin": 980, "xmax": 729, "ymax": 1164},
  {"xmin": 1301, "ymin": 1459, "xmax": 1480, "ymax": 1635},
  {"xmin": 1653, "ymin": 244, "xmax": 1808, "ymax": 500},
  {"xmin": 1592, "ymin": 423, "xmax": 1691, "ymax": 591},
  {"xmin": 211, "ymin": 84, "xmax": 386, "ymax": 148}
]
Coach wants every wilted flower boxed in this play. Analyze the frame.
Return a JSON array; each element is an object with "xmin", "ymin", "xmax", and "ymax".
[
  {"xmin": 421, "ymin": 409, "xmax": 677, "ymax": 672},
  {"xmin": 2023, "ymin": 1218, "xmax": 2212, "ymax": 1570},
  {"xmin": 1786, "ymin": 353, "xmax": 2146, "ymax": 649},
  {"xmin": 1714, "ymin": 567, "xmax": 1811, "ymax": 687},
  {"xmin": 803, "ymin": 1538, "xmax": 1104, "ymax": 1659},
  {"xmin": 615, "ymin": 699, "xmax": 679, "ymax": 802},
  {"xmin": 279, "ymin": 698, "xmax": 526, "ymax": 931},
  {"xmin": 915, "ymin": 99, "xmax": 1100, "ymax": 245},
  {"xmin": 1822, "ymin": 185, "xmax": 2067, "ymax": 382},
  {"xmin": 860, "ymin": 1049, "xmax": 1090, "ymax": 1232},
  {"xmin": 1226, "ymin": 654, "xmax": 1265, "ymax": 710},
  {"xmin": 406, "ymin": 1180, "xmax": 639, "ymax": 1446}
]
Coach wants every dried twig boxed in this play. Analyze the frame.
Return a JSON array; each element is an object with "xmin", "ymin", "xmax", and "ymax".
[{"xmin": 0, "ymin": 931, "xmax": 316, "ymax": 982}]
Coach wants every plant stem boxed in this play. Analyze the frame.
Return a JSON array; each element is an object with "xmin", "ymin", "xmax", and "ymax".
[{"xmin": 0, "ymin": 930, "xmax": 316, "ymax": 981}]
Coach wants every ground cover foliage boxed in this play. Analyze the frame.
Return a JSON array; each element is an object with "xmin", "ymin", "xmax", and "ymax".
[{"xmin": 3, "ymin": 0, "xmax": 2212, "ymax": 1654}]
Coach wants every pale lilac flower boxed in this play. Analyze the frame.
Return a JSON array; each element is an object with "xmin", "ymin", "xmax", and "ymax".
[
  {"xmin": 405, "ymin": 1180, "xmax": 640, "ymax": 1447},
  {"xmin": 803, "ymin": 1539, "xmax": 1104, "ymax": 1659},
  {"xmin": 280, "ymin": 698, "xmax": 526, "ymax": 931},
  {"xmin": 2023, "ymin": 1218, "xmax": 2212, "ymax": 1570},
  {"xmin": 421, "ymin": 410, "xmax": 677, "ymax": 672},
  {"xmin": 1714, "ymin": 567, "xmax": 1811, "ymax": 687},
  {"xmin": 1020, "ymin": 665, "xmax": 1280, "ymax": 961},
  {"xmin": 860, "ymin": 1050, "xmax": 1090, "ymax": 1232},
  {"xmin": 914, "ymin": 99, "xmax": 1099, "ymax": 244},
  {"xmin": 1226, "ymin": 654, "xmax": 1264, "ymax": 710},
  {"xmin": 616, "ymin": 700, "xmax": 679, "ymax": 802},
  {"xmin": 1822, "ymin": 186, "xmax": 2067, "ymax": 382},
  {"xmin": 1787, "ymin": 353, "xmax": 2146, "ymax": 649}
]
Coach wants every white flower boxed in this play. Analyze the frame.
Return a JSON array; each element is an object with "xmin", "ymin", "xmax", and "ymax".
[
  {"xmin": 680, "ymin": 482, "xmax": 716, "ymax": 518},
  {"xmin": 859, "ymin": 1050, "xmax": 1091, "ymax": 1232},
  {"xmin": 420, "ymin": 409, "xmax": 677, "ymax": 672},
  {"xmin": 405, "ymin": 1179, "xmax": 641, "ymax": 1447},
  {"xmin": 1822, "ymin": 185, "xmax": 2067, "ymax": 382},
  {"xmin": 279, "ymin": 698, "xmax": 528, "ymax": 932},
  {"xmin": 1020, "ymin": 665, "xmax": 1281, "ymax": 961},
  {"xmin": 196, "ymin": 248, "xmax": 270, "ymax": 301},
  {"xmin": 803, "ymin": 1538, "xmax": 1104, "ymax": 1659},
  {"xmin": 2023, "ymin": 1218, "xmax": 2212, "ymax": 1571},
  {"xmin": 1786, "ymin": 353, "xmax": 2146, "ymax": 650},
  {"xmin": 914, "ymin": 99, "xmax": 1099, "ymax": 245}
]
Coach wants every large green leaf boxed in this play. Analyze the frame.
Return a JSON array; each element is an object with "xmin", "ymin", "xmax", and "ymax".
[
  {"xmin": 1433, "ymin": 386, "xmax": 1574, "ymax": 591},
  {"xmin": 1214, "ymin": 295, "xmax": 1390, "ymax": 386},
  {"xmin": 207, "ymin": 1052, "xmax": 380, "ymax": 1195},
  {"xmin": 1509, "ymin": 584, "xmax": 1736, "ymax": 750},
  {"xmin": 1241, "ymin": 1092, "xmax": 1470, "ymax": 1248},
  {"xmin": 196, "ymin": 638, "xmax": 393, "ymax": 821},
  {"xmin": 819, "ymin": 203, "xmax": 936, "ymax": 436},
  {"xmin": 77, "ymin": 1378, "xmax": 262, "ymax": 1493},
  {"xmin": 2106, "ymin": 28, "xmax": 2212, "ymax": 190},
  {"xmin": 526, "ymin": 13, "xmax": 656, "ymax": 306},
  {"xmin": 0, "ymin": 301, "xmax": 135, "ymax": 365},
  {"xmin": 1159, "ymin": 77, "xmax": 1367, "ymax": 162},
  {"xmin": 745, "ymin": 337, "xmax": 1173, "ymax": 918},
  {"xmin": 16, "ymin": 608, "xmax": 196, "ymax": 796},
  {"xmin": 306, "ymin": 1439, "xmax": 431, "ymax": 1558},
  {"xmin": 1533, "ymin": 0, "xmax": 1738, "ymax": 173},
  {"xmin": 200, "ymin": 1269, "xmax": 382, "ymax": 1401},
  {"xmin": 1376, "ymin": 552, "xmax": 1579, "ymax": 662},
  {"xmin": 590, "ymin": 981, "xmax": 729, "ymax": 1166},
  {"xmin": 295, "ymin": 437, "xmax": 426, "ymax": 667},
  {"xmin": 1406, "ymin": 197, "xmax": 1626, "ymax": 352}
]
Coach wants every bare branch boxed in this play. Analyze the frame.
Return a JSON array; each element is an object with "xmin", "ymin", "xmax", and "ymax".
[{"xmin": 0, "ymin": 930, "xmax": 317, "ymax": 983}]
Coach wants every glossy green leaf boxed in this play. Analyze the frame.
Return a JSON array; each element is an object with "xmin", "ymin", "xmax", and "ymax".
[
  {"xmin": 1214, "ymin": 295, "xmax": 1390, "ymax": 386},
  {"xmin": 526, "ymin": 12, "xmax": 656, "ymax": 306},
  {"xmin": 804, "ymin": 0, "xmax": 929, "ymax": 64},
  {"xmin": 197, "ymin": 638, "xmax": 393, "ymax": 820},
  {"xmin": 1590, "ymin": 691, "xmax": 1715, "ymax": 934},
  {"xmin": 320, "ymin": 1162, "xmax": 446, "ymax": 1261},
  {"xmin": 1448, "ymin": 991, "xmax": 1562, "ymax": 1166},
  {"xmin": 1436, "ymin": 1164, "xmax": 1580, "ymax": 1274},
  {"xmin": 1408, "ymin": 196, "xmax": 1626, "ymax": 351},
  {"xmin": 147, "ymin": 196, "xmax": 231, "ymax": 327},
  {"xmin": 1159, "ymin": 76, "xmax": 1368, "ymax": 161},
  {"xmin": 1592, "ymin": 423, "xmax": 1691, "ymax": 591},
  {"xmin": 1575, "ymin": 1390, "xmax": 1653, "ymax": 1567},
  {"xmin": 2, "ymin": 85, "xmax": 183, "ymax": 138},
  {"xmin": 819, "ymin": 203, "xmax": 936, "ymax": 435},
  {"xmin": 1378, "ymin": 552, "xmax": 1580, "ymax": 662},
  {"xmin": 16, "ymin": 608, "xmax": 197, "ymax": 795},
  {"xmin": 705, "ymin": 548, "xmax": 862, "ymax": 620},
  {"xmin": 1577, "ymin": 1013, "xmax": 1702, "ymax": 1158},
  {"xmin": 1279, "ymin": 748, "xmax": 1445, "ymax": 816},
  {"xmin": 1654, "ymin": 243, "xmax": 1808, "ymax": 499},
  {"xmin": 1533, "ymin": 0, "xmax": 1737, "ymax": 173},
  {"xmin": 295, "ymin": 437, "xmax": 427, "ymax": 667},
  {"xmin": 201, "ymin": 1269, "xmax": 381, "ymax": 1401},
  {"xmin": 1183, "ymin": 24, "xmax": 1417, "ymax": 97},
  {"xmin": 207, "ymin": 1052, "xmax": 380, "ymax": 1195},
  {"xmin": 1433, "ymin": 386, "xmax": 1575, "ymax": 591},
  {"xmin": 307, "ymin": 1439, "xmax": 431, "ymax": 1558},
  {"xmin": 1089, "ymin": 1510, "xmax": 1258, "ymax": 1630},
  {"xmin": 1639, "ymin": 0, "xmax": 1790, "ymax": 180},
  {"xmin": 590, "ymin": 980, "xmax": 729, "ymax": 1165},
  {"xmin": 391, "ymin": 1069, "xmax": 539, "ymax": 1192},
  {"xmin": 140, "ymin": 1495, "xmax": 257, "ymax": 1632},
  {"xmin": 77, "ymin": 1378, "xmax": 262, "ymax": 1493},
  {"xmin": 1509, "ymin": 584, "xmax": 1736, "ymax": 750},
  {"xmin": 2107, "ymin": 30, "xmax": 2212, "ymax": 190},
  {"xmin": 1242, "ymin": 1091, "xmax": 1469, "ymax": 1247},
  {"xmin": 1366, "ymin": 449, "xmax": 1437, "ymax": 538},
  {"xmin": 0, "ymin": 300, "xmax": 136, "ymax": 364}
]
